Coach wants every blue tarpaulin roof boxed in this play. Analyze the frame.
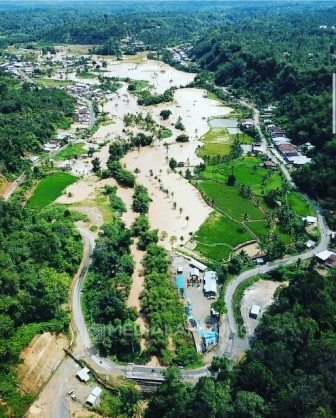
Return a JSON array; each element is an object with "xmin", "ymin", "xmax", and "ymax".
[
  {"xmin": 176, "ymin": 275, "xmax": 183, "ymax": 290},
  {"xmin": 203, "ymin": 331, "xmax": 218, "ymax": 347}
]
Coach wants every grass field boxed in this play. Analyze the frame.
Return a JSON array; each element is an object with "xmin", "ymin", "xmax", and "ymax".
[
  {"xmin": 194, "ymin": 242, "xmax": 232, "ymax": 261},
  {"xmin": 129, "ymin": 79, "xmax": 150, "ymax": 92},
  {"xmin": 207, "ymin": 91, "xmax": 221, "ymax": 101},
  {"xmin": 286, "ymin": 192, "xmax": 314, "ymax": 217},
  {"xmin": 54, "ymin": 143, "xmax": 86, "ymax": 161},
  {"xmin": 199, "ymin": 143, "xmax": 232, "ymax": 157},
  {"xmin": 200, "ymin": 181, "xmax": 265, "ymax": 220},
  {"xmin": 35, "ymin": 79, "xmax": 72, "ymax": 87},
  {"xmin": 26, "ymin": 172, "xmax": 76, "ymax": 209},
  {"xmin": 275, "ymin": 225, "xmax": 292, "ymax": 244},
  {"xmin": 230, "ymin": 133, "xmax": 254, "ymax": 144},
  {"xmin": 201, "ymin": 128, "xmax": 229, "ymax": 143},
  {"xmin": 194, "ymin": 211, "xmax": 254, "ymax": 260}
]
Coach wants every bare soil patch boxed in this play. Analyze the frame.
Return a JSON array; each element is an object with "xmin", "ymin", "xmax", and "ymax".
[
  {"xmin": 240, "ymin": 280, "xmax": 284, "ymax": 337},
  {"xmin": 18, "ymin": 332, "xmax": 68, "ymax": 396}
]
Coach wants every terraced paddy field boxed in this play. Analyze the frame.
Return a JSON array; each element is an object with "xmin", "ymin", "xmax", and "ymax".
[
  {"xmin": 247, "ymin": 220, "xmax": 269, "ymax": 239},
  {"xmin": 26, "ymin": 172, "xmax": 77, "ymax": 209},
  {"xmin": 201, "ymin": 156, "xmax": 282, "ymax": 195},
  {"xmin": 199, "ymin": 128, "xmax": 254, "ymax": 158},
  {"xmin": 193, "ymin": 211, "xmax": 254, "ymax": 261},
  {"xmin": 199, "ymin": 181, "xmax": 265, "ymax": 221}
]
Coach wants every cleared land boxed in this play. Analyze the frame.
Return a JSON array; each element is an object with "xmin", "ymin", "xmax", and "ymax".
[
  {"xmin": 35, "ymin": 79, "xmax": 72, "ymax": 87},
  {"xmin": 26, "ymin": 172, "xmax": 77, "ymax": 209},
  {"xmin": 17, "ymin": 332, "xmax": 68, "ymax": 396}
]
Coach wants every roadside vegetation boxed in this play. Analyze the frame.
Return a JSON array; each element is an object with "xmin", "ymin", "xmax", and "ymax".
[
  {"xmin": 146, "ymin": 266, "xmax": 336, "ymax": 417},
  {"xmin": 0, "ymin": 202, "xmax": 82, "ymax": 417}
]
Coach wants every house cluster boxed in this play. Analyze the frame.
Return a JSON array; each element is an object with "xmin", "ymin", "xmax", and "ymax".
[
  {"xmin": 316, "ymin": 250, "xmax": 336, "ymax": 268},
  {"xmin": 120, "ymin": 37, "xmax": 145, "ymax": 50},
  {"xmin": 43, "ymin": 132, "xmax": 71, "ymax": 152},
  {"xmin": 75, "ymin": 105, "xmax": 90, "ymax": 124},
  {"xmin": 267, "ymin": 124, "xmax": 312, "ymax": 166},
  {"xmin": 170, "ymin": 46, "xmax": 192, "ymax": 66},
  {"xmin": 1, "ymin": 61, "xmax": 35, "ymax": 82},
  {"xmin": 67, "ymin": 83, "xmax": 105, "ymax": 100},
  {"xmin": 319, "ymin": 25, "xmax": 336, "ymax": 30}
]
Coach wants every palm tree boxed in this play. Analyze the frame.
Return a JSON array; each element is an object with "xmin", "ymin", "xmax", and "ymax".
[
  {"xmin": 185, "ymin": 216, "xmax": 190, "ymax": 226},
  {"xmin": 242, "ymin": 213, "xmax": 249, "ymax": 224},
  {"xmin": 179, "ymin": 207, "xmax": 183, "ymax": 215},
  {"xmin": 257, "ymin": 237, "xmax": 268, "ymax": 255}
]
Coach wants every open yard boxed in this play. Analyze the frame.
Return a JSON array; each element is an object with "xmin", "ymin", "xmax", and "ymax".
[
  {"xmin": 199, "ymin": 181, "xmax": 265, "ymax": 221},
  {"xmin": 193, "ymin": 211, "xmax": 254, "ymax": 261},
  {"xmin": 26, "ymin": 172, "xmax": 77, "ymax": 209},
  {"xmin": 54, "ymin": 143, "xmax": 87, "ymax": 161}
]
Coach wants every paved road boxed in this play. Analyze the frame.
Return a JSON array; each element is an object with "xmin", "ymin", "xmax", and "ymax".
[
  {"xmin": 86, "ymin": 100, "xmax": 95, "ymax": 130},
  {"xmin": 3, "ymin": 172, "xmax": 26, "ymax": 201},
  {"xmin": 225, "ymin": 202, "xmax": 329, "ymax": 349},
  {"xmin": 70, "ymin": 94, "xmax": 329, "ymax": 382}
]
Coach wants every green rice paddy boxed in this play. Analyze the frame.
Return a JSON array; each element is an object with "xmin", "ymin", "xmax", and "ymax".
[{"xmin": 26, "ymin": 172, "xmax": 76, "ymax": 209}]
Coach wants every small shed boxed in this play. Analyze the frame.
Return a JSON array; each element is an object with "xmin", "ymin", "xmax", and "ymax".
[
  {"xmin": 177, "ymin": 266, "xmax": 184, "ymax": 274},
  {"xmin": 190, "ymin": 267, "xmax": 199, "ymax": 278},
  {"xmin": 306, "ymin": 216, "xmax": 317, "ymax": 225},
  {"xmin": 210, "ymin": 307, "xmax": 220, "ymax": 318},
  {"xmin": 76, "ymin": 367, "xmax": 90, "ymax": 382},
  {"xmin": 306, "ymin": 240, "xmax": 315, "ymax": 248},
  {"xmin": 249, "ymin": 305, "xmax": 260, "ymax": 319},
  {"xmin": 29, "ymin": 155, "xmax": 39, "ymax": 164}
]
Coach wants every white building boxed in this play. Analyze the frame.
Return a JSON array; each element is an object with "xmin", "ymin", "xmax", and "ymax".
[
  {"xmin": 203, "ymin": 271, "xmax": 218, "ymax": 295},
  {"xmin": 76, "ymin": 367, "xmax": 90, "ymax": 382},
  {"xmin": 250, "ymin": 304, "xmax": 260, "ymax": 319},
  {"xmin": 190, "ymin": 259, "xmax": 207, "ymax": 272},
  {"xmin": 86, "ymin": 386, "xmax": 102, "ymax": 406},
  {"xmin": 316, "ymin": 250, "xmax": 335, "ymax": 262}
]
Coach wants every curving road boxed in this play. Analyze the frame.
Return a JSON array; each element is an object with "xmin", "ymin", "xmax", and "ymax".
[{"xmin": 71, "ymin": 98, "xmax": 329, "ymax": 382}]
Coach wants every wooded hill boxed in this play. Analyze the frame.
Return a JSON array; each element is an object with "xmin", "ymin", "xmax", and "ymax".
[
  {"xmin": 0, "ymin": 202, "xmax": 82, "ymax": 417},
  {"xmin": 190, "ymin": 4, "xmax": 336, "ymax": 228},
  {"xmin": 0, "ymin": 70, "xmax": 75, "ymax": 179}
]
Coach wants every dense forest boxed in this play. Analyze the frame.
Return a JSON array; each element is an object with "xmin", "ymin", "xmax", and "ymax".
[
  {"xmin": 0, "ymin": 1, "xmax": 336, "ymax": 416},
  {"xmin": 0, "ymin": 1, "xmax": 231, "ymax": 48},
  {"xmin": 189, "ymin": 5, "xmax": 336, "ymax": 226},
  {"xmin": 0, "ymin": 202, "xmax": 82, "ymax": 417},
  {"xmin": 146, "ymin": 266, "xmax": 336, "ymax": 418},
  {"xmin": 0, "ymin": 70, "xmax": 74, "ymax": 179}
]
